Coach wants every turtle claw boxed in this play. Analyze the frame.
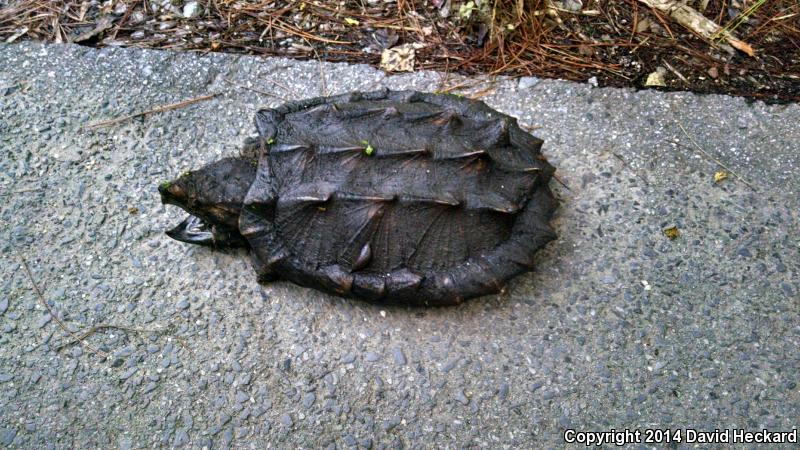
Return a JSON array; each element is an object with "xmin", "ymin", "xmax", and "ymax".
[{"xmin": 166, "ymin": 215, "xmax": 215, "ymax": 246}]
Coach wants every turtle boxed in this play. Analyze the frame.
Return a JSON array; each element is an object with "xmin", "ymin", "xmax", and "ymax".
[{"xmin": 159, "ymin": 89, "xmax": 558, "ymax": 306}]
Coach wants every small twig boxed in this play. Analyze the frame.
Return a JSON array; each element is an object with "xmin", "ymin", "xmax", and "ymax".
[
  {"xmin": 467, "ymin": 85, "xmax": 497, "ymax": 100},
  {"xmin": 630, "ymin": 36, "xmax": 651, "ymax": 54},
  {"xmin": 18, "ymin": 255, "xmax": 108, "ymax": 358},
  {"xmin": 55, "ymin": 323, "xmax": 159, "ymax": 351},
  {"xmin": 611, "ymin": 152, "xmax": 651, "ymax": 185},
  {"xmin": 436, "ymin": 59, "xmax": 452, "ymax": 93},
  {"xmin": 259, "ymin": 77, "xmax": 298, "ymax": 97},
  {"xmin": 637, "ymin": 0, "xmax": 755, "ymax": 56},
  {"xmin": 110, "ymin": 221, "xmax": 128, "ymax": 250},
  {"xmin": 87, "ymin": 92, "xmax": 220, "ymax": 129},
  {"xmin": 223, "ymin": 77, "xmax": 288, "ymax": 101},
  {"xmin": 663, "ymin": 61, "xmax": 689, "ymax": 84},
  {"xmin": 363, "ymin": 74, "xmax": 388, "ymax": 92},
  {"xmin": 0, "ymin": 187, "xmax": 43, "ymax": 196},
  {"xmin": 18, "ymin": 254, "xmax": 186, "ymax": 355},
  {"xmin": 552, "ymin": 173, "xmax": 571, "ymax": 191},
  {"xmin": 673, "ymin": 122, "xmax": 756, "ymax": 191},
  {"xmin": 302, "ymin": 37, "xmax": 327, "ymax": 97}
]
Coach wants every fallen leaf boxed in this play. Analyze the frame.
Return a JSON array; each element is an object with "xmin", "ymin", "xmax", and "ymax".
[
  {"xmin": 663, "ymin": 226, "xmax": 680, "ymax": 240},
  {"xmin": 344, "ymin": 17, "xmax": 360, "ymax": 26},
  {"xmin": 636, "ymin": 18, "xmax": 651, "ymax": 33},
  {"xmin": 714, "ymin": 170, "xmax": 728, "ymax": 183},
  {"xmin": 645, "ymin": 67, "xmax": 667, "ymax": 87},
  {"xmin": 380, "ymin": 45, "xmax": 415, "ymax": 72}
]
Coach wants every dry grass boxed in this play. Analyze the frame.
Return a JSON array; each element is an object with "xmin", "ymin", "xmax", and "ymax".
[{"xmin": 1, "ymin": 0, "xmax": 798, "ymax": 101}]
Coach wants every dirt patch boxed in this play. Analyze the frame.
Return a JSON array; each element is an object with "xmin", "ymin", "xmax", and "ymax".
[{"xmin": 1, "ymin": 0, "xmax": 797, "ymax": 102}]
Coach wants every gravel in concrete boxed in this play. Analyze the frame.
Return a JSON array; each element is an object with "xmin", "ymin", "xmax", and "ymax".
[{"xmin": 0, "ymin": 42, "xmax": 798, "ymax": 448}]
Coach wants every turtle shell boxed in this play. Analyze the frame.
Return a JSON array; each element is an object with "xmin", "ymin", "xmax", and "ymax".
[{"xmin": 237, "ymin": 89, "xmax": 558, "ymax": 306}]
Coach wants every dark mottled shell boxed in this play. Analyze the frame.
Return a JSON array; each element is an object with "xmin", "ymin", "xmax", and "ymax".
[{"xmin": 237, "ymin": 89, "xmax": 558, "ymax": 306}]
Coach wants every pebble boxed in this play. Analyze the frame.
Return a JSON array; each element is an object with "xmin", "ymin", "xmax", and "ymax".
[
  {"xmin": 1, "ymin": 428, "xmax": 16, "ymax": 445},
  {"xmin": 118, "ymin": 437, "xmax": 132, "ymax": 450},
  {"xmin": 365, "ymin": 352, "xmax": 380, "ymax": 362},
  {"xmin": 518, "ymin": 77, "xmax": 540, "ymax": 90},
  {"xmin": 36, "ymin": 314, "xmax": 52, "ymax": 328},
  {"xmin": 182, "ymin": 1, "xmax": 202, "ymax": 18},
  {"xmin": 382, "ymin": 417, "xmax": 401, "ymax": 432},
  {"xmin": 454, "ymin": 389, "xmax": 469, "ymax": 405},
  {"xmin": 341, "ymin": 353, "xmax": 356, "ymax": 364},
  {"xmin": 235, "ymin": 391, "xmax": 249, "ymax": 403},
  {"xmin": 222, "ymin": 428, "xmax": 233, "ymax": 445},
  {"xmin": 302, "ymin": 392, "xmax": 316, "ymax": 408},
  {"xmin": 0, "ymin": 298, "xmax": 8, "ymax": 314},
  {"xmin": 173, "ymin": 429, "xmax": 189, "ymax": 446},
  {"xmin": 238, "ymin": 373, "xmax": 251, "ymax": 386},
  {"xmin": 0, "ymin": 374, "xmax": 13, "ymax": 382},
  {"xmin": 391, "ymin": 347, "xmax": 406, "ymax": 365},
  {"xmin": 280, "ymin": 413, "xmax": 293, "ymax": 428},
  {"xmin": 498, "ymin": 382, "xmax": 509, "ymax": 399}
]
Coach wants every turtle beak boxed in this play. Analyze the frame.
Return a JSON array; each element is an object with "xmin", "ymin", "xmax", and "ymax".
[
  {"xmin": 160, "ymin": 177, "xmax": 215, "ymax": 245},
  {"xmin": 166, "ymin": 215, "xmax": 215, "ymax": 246}
]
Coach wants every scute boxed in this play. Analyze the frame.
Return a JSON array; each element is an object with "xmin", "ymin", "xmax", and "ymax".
[{"xmin": 241, "ymin": 89, "xmax": 558, "ymax": 305}]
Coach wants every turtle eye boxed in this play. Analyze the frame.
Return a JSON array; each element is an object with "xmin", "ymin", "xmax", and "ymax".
[{"xmin": 159, "ymin": 181, "xmax": 186, "ymax": 204}]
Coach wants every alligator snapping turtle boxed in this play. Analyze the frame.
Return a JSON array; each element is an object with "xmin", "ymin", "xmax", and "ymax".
[{"xmin": 159, "ymin": 89, "xmax": 558, "ymax": 306}]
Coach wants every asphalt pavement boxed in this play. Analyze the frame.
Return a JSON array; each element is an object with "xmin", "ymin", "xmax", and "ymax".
[{"xmin": 0, "ymin": 42, "xmax": 798, "ymax": 449}]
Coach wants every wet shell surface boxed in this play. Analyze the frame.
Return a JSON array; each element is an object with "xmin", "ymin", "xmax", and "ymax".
[{"xmin": 160, "ymin": 89, "xmax": 558, "ymax": 306}]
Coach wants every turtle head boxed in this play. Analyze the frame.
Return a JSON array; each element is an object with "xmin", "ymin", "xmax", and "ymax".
[{"xmin": 159, "ymin": 157, "xmax": 257, "ymax": 248}]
